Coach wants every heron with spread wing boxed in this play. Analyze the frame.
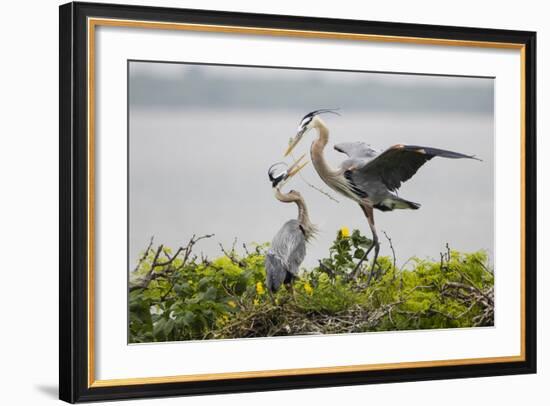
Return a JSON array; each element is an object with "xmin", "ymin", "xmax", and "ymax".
[
  {"xmin": 284, "ymin": 109, "xmax": 480, "ymax": 279},
  {"xmin": 265, "ymin": 155, "xmax": 317, "ymax": 296}
]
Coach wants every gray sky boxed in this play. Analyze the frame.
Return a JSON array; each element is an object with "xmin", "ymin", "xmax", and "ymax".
[{"xmin": 129, "ymin": 61, "xmax": 494, "ymax": 269}]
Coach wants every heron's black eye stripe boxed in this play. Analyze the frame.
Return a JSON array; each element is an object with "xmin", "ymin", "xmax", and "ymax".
[
  {"xmin": 300, "ymin": 116, "xmax": 312, "ymax": 126},
  {"xmin": 271, "ymin": 174, "xmax": 285, "ymax": 187}
]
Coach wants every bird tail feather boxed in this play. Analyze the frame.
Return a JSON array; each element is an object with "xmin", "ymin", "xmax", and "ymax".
[
  {"xmin": 375, "ymin": 197, "xmax": 421, "ymax": 211},
  {"xmin": 395, "ymin": 198, "xmax": 421, "ymax": 210}
]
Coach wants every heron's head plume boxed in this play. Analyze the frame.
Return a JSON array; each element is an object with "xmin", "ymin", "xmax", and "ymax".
[
  {"xmin": 267, "ymin": 154, "xmax": 309, "ymax": 189},
  {"xmin": 267, "ymin": 162, "xmax": 287, "ymax": 188},
  {"xmin": 285, "ymin": 109, "xmax": 340, "ymax": 156}
]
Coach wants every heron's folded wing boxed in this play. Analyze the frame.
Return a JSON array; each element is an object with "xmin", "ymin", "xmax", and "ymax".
[
  {"xmin": 287, "ymin": 235, "xmax": 306, "ymax": 277},
  {"xmin": 265, "ymin": 252, "xmax": 287, "ymax": 292},
  {"xmin": 354, "ymin": 144, "xmax": 479, "ymax": 191},
  {"xmin": 271, "ymin": 220, "xmax": 306, "ymax": 277}
]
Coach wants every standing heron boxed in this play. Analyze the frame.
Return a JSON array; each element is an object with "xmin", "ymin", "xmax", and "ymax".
[
  {"xmin": 284, "ymin": 109, "xmax": 480, "ymax": 279},
  {"xmin": 265, "ymin": 155, "xmax": 317, "ymax": 295}
]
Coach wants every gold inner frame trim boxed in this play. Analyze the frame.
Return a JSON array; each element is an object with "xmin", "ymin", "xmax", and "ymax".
[{"xmin": 87, "ymin": 17, "xmax": 527, "ymax": 388}]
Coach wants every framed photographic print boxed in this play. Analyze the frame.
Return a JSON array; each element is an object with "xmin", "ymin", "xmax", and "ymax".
[{"xmin": 59, "ymin": 1, "xmax": 537, "ymax": 403}]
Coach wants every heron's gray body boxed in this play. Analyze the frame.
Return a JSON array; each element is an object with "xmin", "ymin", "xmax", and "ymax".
[
  {"xmin": 265, "ymin": 161, "xmax": 316, "ymax": 294},
  {"xmin": 310, "ymin": 140, "xmax": 417, "ymax": 212},
  {"xmin": 265, "ymin": 219, "xmax": 306, "ymax": 293}
]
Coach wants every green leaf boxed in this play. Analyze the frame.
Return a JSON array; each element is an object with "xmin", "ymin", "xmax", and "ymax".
[
  {"xmin": 198, "ymin": 277, "xmax": 212, "ymax": 290},
  {"xmin": 153, "ymin": 319, "xmax": 166, "ymax": 338},
  {"xmin": 164, "ymin": 319, "xmax": 175, "ymax": 336},
  {"xmin": 203, "ymin": 286, "xmax": 218, "ymax": 301},
  {"xmin": 180, "ymin": 310, "xmax": 195, "ymax": 326}
]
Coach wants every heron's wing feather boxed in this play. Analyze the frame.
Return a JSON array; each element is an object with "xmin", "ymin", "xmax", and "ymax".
[
  {"xmin": 270, "ymin": 220, "xmax": 306, "ymax": 277},
  {"xmin": 287, "ymin": 235, "xmax": 306, "ymax": 277},
  {"xmin": 354, "ymin": 144, "xmax": 479, "ymax": 191},
  {"xmin": 334, "ymin": 142, "xmax": 379, "ymax": 159},
  {"xmin": 340, "ymin": 157, "xmax": 369, "ymax": 171},
  {"xmin": 265, "ymin": 252, "xmax": 287, "ymax": 292},
  {"xmin": 335, "ymin": 142, "xmax": 380, "ymax": 171}
]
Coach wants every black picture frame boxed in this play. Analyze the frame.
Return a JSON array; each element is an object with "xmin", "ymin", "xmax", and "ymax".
[{"xmin": 59, "ymin": 1, "xmax": 537, "ymax": 403}]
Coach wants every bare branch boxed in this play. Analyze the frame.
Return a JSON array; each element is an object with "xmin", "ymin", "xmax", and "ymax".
[
  {"xmin": 132, "ymin": 236, "xmax": 154, "ymax": 273},
  {"xmin": 382, "ymin": 230, "xmax": 397, "ymax": 280},
  {"xmin": 130, "ymin": 234, "xmax": 214, "ymax": 291},
  {"xmin": 318, "ymin": 260, "xmax": 336, "ymax": 280},
  {"xmin": 219, "ymin": 240, "xmax": 246, "ymax": 267}
]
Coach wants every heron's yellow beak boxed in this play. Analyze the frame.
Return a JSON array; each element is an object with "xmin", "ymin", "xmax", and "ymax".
[
  {"xmin": 285, "ymin": 153, "xmax": 308, "ymax": 179},
  {"xmin": 284, "ymin": 127, "xmax": 306, "ymax": 157}
]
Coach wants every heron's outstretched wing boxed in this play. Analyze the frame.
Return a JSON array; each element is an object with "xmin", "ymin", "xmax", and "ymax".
[
  {"xmin": 354, "ymin": 144, "xmax": 479, "ymax": 191},
  {"xmin": 334, "ymin": 142, "xmax": 379, "ymax": 159},
  {"xmin": 334, "ymin": 142, "xmax": 380, "ymax": 171}
]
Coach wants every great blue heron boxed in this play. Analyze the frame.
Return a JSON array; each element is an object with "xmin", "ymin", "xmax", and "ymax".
[
  {"xmin": 284, "ymin": 109, "xmax": 480, "ymax": 279},
  {"xmin": 265, "ymin": 155, "xmax": 317, "ymax": 295}
]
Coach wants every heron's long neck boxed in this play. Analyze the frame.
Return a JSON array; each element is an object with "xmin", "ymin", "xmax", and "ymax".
[
  {"xmin": 309, "ymin": 119, "xmax": 355, "ymax": 200},
  {"xmin": 295, "ymin": 198, "xmax": 317, "ymax": 241},
  {"xmin": 295, "ymin": 198, "xmax": 309, "ymax": 227},
  {"xmin": 311, "ymin": 120, "xmax": 338, "ymax": 179},
  {"xmin": 274, "ymin": 190, "xmax": 317, "ymax": 241}
]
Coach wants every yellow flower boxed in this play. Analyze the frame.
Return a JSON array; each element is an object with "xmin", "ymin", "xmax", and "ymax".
[
  {"xmin": 217, "ymin": 314, "xmax": 230, "ymax": 327},
  {"xmin": 228, "ymin": 300, "xmax": 237, "ymax": 308},
  {"xmin": 304, "ymin": 282, "xmax": 314, "ymax": 296},
  {"xmin": 253, "ymin": 299, "xmax": 260, "ymax": 306},
  {"xmin": 340, "ymin": 226, "xmax": 350, "ymax": 238},
  {"xmin": 256, "ymin": 281, "xmax": 265, "ymax": 295}
]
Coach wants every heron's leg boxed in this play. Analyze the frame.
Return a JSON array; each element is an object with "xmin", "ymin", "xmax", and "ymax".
[
  {"xmin": 365, "ymin": 231, "xmax": 381, "ymax": 288},
  {"xmin": 285, "ymin": 282, "xmax": 296, "ymax": 302},
  {"xmin": 366, "ymin": 206, "xmax": 381, "ymax": 278},
  {"xmin": 268, "ymin": 290, "xmax": 276, "ymax": 306},
  {"xmin": 351, "ymin": 204, "xmax": 380, "ymax": 281}
]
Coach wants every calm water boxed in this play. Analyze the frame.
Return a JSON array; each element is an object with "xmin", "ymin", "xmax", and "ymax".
[{"xmin": 129, "ymin": 109, "xmax": 494, "ymax": 269}]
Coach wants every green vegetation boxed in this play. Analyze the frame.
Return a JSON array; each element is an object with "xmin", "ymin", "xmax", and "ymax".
[{"xmin": 129, "ymin": 230, "xmax": 494, "ymax": 343}]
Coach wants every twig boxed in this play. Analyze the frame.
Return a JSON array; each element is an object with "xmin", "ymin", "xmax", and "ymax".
[
  {"xmin": 289, "ymin": 151, "xmax": 340, "ymax": 203},
  {"xmin": 130, "ymin": 244, "xmax": 164, "ymax": 291},
  {"xmin": 474, "ymin": 257, "xmax": 494, "ymax": 276},
  {"xmin": 382, "ymin": 231, "xmax": 396, "ymax": 270},
  {"xmin": 132, "ymin": 236, "xmax": 154, "ymax": 273},
  {"xmin": 155, "ymin": 247, "xmax": 185, "ymax": 267},
  {"xmin": 200, "ymin": 251, "xmax": 211, "ymax": 265},
  {"xmin": 130, "ymin": 234, "xmax": 214, "ymax": 291},
  {"xmin": 382, "ymin": 230, "xmax": 397, "ymax": 280},
  {"xmin": 219, "ymin": 241, "xmax": 246, "ymax": 267},
  {"xmin": 177, "ymin": 234, "xmax": 214, "ymax": 271},
  {"xmin": 318, "ymin": 260, "xmax": 336, "ymax": 280}
]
